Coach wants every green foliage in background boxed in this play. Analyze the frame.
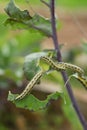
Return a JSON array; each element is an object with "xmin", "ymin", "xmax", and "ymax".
[{"xmin": 1, "ymin": 0, "xmax": 87, "ymax": 8}]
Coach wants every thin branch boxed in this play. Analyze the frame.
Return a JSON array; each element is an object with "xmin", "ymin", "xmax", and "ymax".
[
  {"xmin": 49, "ymin": 0, "xmax": 61, "ymax": 61},
  {"xmin": 40, "ymin": 0, "xmax": 50, "ymax": 7},
  {"xmin": 50, "ymin": 0, "xmax": 87, "ymax": 129}
]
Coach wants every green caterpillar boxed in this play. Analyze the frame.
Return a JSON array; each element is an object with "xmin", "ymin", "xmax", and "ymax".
[
  {"xmin": 40, "ymin": 56, "xmax": 65, "ymax": 71},
  {"xmin": 15, "ymin": 70, "xmax": 43, "ymax": 100},
  {"xmin": 40, "ymin": 56, "xmax": 87, "ymax": 89},
  {"xmin": 40, "ymin": 56, "xmax": 84, "ymax": 75},
  {"xmin": 73, "ymin": 73, "xmax": 87, "ymax": 89},
  {"xmin": 15, "ymin": 56, "xmax": 86, "ymax": 100}
]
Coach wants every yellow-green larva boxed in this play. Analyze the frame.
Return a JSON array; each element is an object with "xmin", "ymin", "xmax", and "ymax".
[
  {"xmin": 59, "ymin": 62, "xmax": 84, "ymax": 75},
  {"xmin": 15, "ymin": 56, "xmax": 86, "ymax": 100},
  {"xmin": 73, "ymin": 74, "xmax": 87, "ymax": 89},
  {"xmin": 15, "ymin": 70, "xmax": 43, "ymax": 100},
  {"xmin": 40, "ymin": 56, "xmax": 87, "ymax": 89},
  {"xmin": 40, "ymin": 56, "xmax": 65, "ymax": 71},
  {"xmin": 40, "ymin": 56, "xmax": 84, "ymax": 75}
]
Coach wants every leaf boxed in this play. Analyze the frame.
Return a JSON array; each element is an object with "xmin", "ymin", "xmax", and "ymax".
[
  {"xmin": 4, "ymin": 0, "xmax": 52, "ymax": 36},
  {"xmin": 27, "ymin": 14, "xmax": 52, "ymax": 36},
  {"xmin": 23, "ymin": 52, "xmax": 48, "ymax": 80},
  {"xmin": 8, "ymin": 91, "xmax": 18, "ymax": 101},
  {"xmin": 4, "ymin": 19, "xmax": 28, "ymax": 29},
  {"xmin": 4, "ymin": 0, "xmax": 32, "ymax": 21},
  {"xmin": 8, "ymin": 91, "xmax": 62, "ymax": 111}
]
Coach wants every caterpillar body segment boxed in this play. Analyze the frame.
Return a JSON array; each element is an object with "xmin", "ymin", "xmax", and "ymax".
[
  {"xmin": 73, "ymin": 73, "xmax": 87, "ymax": 89},
  {"xmin": 40, "ymin": 56, "xmax": 84, "ymax": 75},
  {"xmin": 15, "ymin": 70, "xmax": 43, "ymax": 100},
  {"xmin": 77, "ymin": 76, "xmax": 87, "ymax": 89},
  {"xmin": 40, "ymin": 56, "xmax": 65, "ymax": 71},
  {"xmin": 57, "ymin": 62, "xmax": 84, "ymax": 76}
]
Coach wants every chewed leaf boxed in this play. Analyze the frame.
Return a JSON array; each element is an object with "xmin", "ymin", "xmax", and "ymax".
[
  {"xmin": 4, "ymin": 0, "xmax": 52, "ymax": 36},
  {"xmin": 23, "ymin": 52, "xmax": 48, "ymax": 80},
  {"xmin": 4, "ymin": 0, "xmax": 32, "ymax": 21},
  {"xmin": 8, "ymin": 91, "xmax": 62, "ymax": 111},
  {"xmin": 8, "ymin": 91, "xmax": 18, "ymax": 101}
]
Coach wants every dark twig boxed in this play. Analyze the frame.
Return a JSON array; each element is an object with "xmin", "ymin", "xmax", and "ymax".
[
  {"xmin": 50, "ymin": 0, "xmax": 87, "ymax": 129},
  {"xmin": 40, "ymin": 0, "xmax": 50, "ymax": 7}
]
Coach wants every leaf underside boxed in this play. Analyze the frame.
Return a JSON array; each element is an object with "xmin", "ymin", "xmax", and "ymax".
[{"xmin": 4, "ymin": 0, "xmax": 52, "ymax": 37}]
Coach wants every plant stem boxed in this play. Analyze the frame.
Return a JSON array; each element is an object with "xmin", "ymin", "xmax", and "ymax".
[{"xmin": 50, "ymin": 0, "xmax": 87, "ymax": 129}]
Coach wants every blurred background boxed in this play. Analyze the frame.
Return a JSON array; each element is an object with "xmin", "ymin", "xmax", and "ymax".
[{"xmin": 0, "ymin": 0, "xmax": 87, "ymax": 130}]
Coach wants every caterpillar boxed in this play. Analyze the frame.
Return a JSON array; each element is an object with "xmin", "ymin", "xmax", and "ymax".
[
  {"xmin": 15, "ymin": 70, "xmax": 43, "ymax": 100},
  {"xmin": 40, "ymin": 56, "xmax": 65, "ymax": 71},
  {"xmin": 40, "ymin": 56, "xmax": 87, "ymax": 89},
  {"xmin": 73, "ymin": 73, "xmax": 87, "ymax": 89},
  {"xmin": 59, "ymin": 62, "xmax": 84, "ymax": 76},
  {"xmin": 15, "ymin": 56, "xmax": 86, "ymax": 100},
  {"xmin": 40, "ymin": 56, "xmax": 84, "ymax": 75}
]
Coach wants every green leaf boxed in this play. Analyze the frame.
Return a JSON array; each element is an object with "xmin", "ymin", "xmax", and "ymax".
[
  {"xmin": 8, "ymin": 91, "xmax": 18, "ymax": 101},
  {"xmin": 27, "ymin": 14, "xmax": 52, "ymax": 37},
  {"xmin": 4, "ymin": 0, "xmax": 52, "ymax": 36},
  {"xmin": 4, "ymin": 19, "xmax": 28, "ymax": 29},
  {"xmin": 8, "ymin": 91, "xmax": 62, "ymax": 111},
  {"xmin": 4, "ymin": 0, "xmax": 32, "ymax": 21},
  {"xmin": 23, "ymin": 52, "xmax": 48, "ymax": 80}
]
